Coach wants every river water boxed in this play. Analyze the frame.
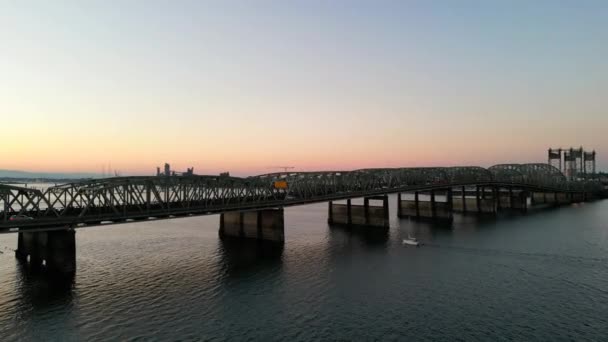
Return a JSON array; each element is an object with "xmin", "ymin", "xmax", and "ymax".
[{"xmin": 1, "ymin": 195, "xmax": 607, "ymax": 341}]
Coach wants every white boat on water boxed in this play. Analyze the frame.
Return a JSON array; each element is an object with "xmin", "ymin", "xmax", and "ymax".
[{"xmin": 402, "ymin": 235, "xmax": 420, "ymax": 246}]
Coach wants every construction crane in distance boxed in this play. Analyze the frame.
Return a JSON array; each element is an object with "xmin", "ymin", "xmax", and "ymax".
[{"xmin": 268, "ymin": 166, "xmax": 295, "ymax": 172}]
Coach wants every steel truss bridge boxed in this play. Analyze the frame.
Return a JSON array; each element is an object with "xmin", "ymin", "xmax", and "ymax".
[{"xmin": 1, "ymin": 163, "xmax": 603, "ymax": 233}]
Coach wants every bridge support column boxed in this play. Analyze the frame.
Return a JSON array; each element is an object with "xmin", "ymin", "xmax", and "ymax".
[
  {"xmin": 16, "ymin": 232, "xmax": 25, "ymax": 261},
  {"xmin": 452, "ymin": 186, "xmax": 496, "ymax": 215},
  {"xmin": 220, "ymin": 209, "xmax": 284, "ymax": 243},
  {"xmin": 584, "ymin": 192, "xmax": 597, "ymax": 201},
  {"xmin": 452, "ymin": 186, "xmax": 468, "ymax": 212},
  {"xmin": 555, "ymin": 192, "xmax": 571, "ymax": 205},
  {"xmin": 531, "ymin": 192, "xmax": 548, "ymax": 204},
  {"xmin": 398, "ymin": 190, "xmax": 453, "ymax": 222},
  {"xmin": 454, "ymin": 186, "xmax": 488, "ymax": 214},
  {"xmin": 398, "ymin": 192, "xmax": 420, "ymax": 219},
  {"xmin": 517, "ymin": 191, "xmax": 528, "ymax": 213},
  {"xmin": 498, "ymin": 188, "xmax": 527, "ymax": 213},
  {"xmin": 397, "ymin": 193, "xmax": 402, "ymax": 217},
  {"xmin": 481, "ymin": 186, "xmax": 497, "ymax": 214},
  {"xmin": 536, "ymin": 192, "xmax": 555, "ymax": 206},
  {"xmin": 329, "ymin": 196, "xmax": 389, "ymax": 228},
  {"xmin": 571, "ymin": 193, "xmax": 585, "ymax": 203},
  {"xmin": 530, "ymin": 192, "xmax": 562, "ymax": 209},
  {"xmin": 15, "ymin": 229, "xmax": 76, "ymax": 273}
]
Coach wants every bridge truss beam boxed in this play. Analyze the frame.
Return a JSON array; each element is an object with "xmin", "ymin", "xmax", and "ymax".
[{"xmin": 0, "ymin": 164, "xmax": 602, "ymax": 232}]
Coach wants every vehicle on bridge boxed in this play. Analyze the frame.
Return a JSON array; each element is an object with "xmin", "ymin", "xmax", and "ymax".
[
  {"xmin": 273, "ymin": 180, "xmax": 288, "ymax": 189},
  {"xmin": 9, "ymin": 214, "xmax": 33, "ymax": 222}
]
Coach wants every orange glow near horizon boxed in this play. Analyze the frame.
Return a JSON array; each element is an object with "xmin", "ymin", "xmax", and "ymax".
[
  {"xmin": 2, "ymin": 103, "xmax": 604, "ymax": 176},
  {"xmin": 1, "ymin": 129, "xmax": 560, "ymax": 176}
]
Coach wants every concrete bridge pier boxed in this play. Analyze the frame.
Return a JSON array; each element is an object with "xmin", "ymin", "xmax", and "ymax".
[
  {"xmin": 530, "ymin": 192, "xmax": 565, "ymax": 209},
  {"xmin": 452, "ymin": 186, "xmax": 469, "ymax": 213},
  {"xmin": 452, "ymin": 186, "xmax": 496, "ymax": 215},
  {"xmin": 571, "ymin": 193, "xmax": 585, "ymax": 203},
  {"xmin": 584, "ymin": 192, "xmax": 597, "ymax": 201},
  {"xmin": 555, "ymin": 192, "xmax": 572, "ymax": 205},
  {"xmin": 532, "ymin": 192, "xmax": 565, "ymax": 206},
  {"xmin": 15, "ymin": 229, "xmax": 76, "ymax": 273},
  {"xmin": 531, "ymin": 191, "xmax": 589, "ymax": 207},
  {"xmin": 531, "ymin": 192, "xmax": 549, "ymax": 205},
  {"xmin": 396, "ymin": 192, "xmax": 419, "ymax": 218},
  {"xmin": 328, "ymin": 196, "xmax": 389, "ymax": 228},
  {"xmin": 497, "ymin": 188, "xmax": 528, "ymax": 213},
  {"xmin": 219, "ymin": 209, "xmax": 285, "ymax": 243},
  {"xmin": 398, "ymin": 189, "xmax": 453, "ymax": 222}
]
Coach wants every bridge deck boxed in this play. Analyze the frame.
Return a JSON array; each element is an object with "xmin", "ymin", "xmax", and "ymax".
[{"xmin": 1, "ymin": 164, "xmax": 602, "ymax": 233}]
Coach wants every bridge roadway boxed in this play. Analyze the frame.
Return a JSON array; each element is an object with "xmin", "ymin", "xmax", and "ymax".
[{"xmin": 0, "ymin": 163, "xmax": 603, "ymax": 233}]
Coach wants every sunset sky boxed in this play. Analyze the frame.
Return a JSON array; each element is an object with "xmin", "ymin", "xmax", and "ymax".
[{"xmin": 1, "ymin": 1, "xmax": 607, "ymax": 176}]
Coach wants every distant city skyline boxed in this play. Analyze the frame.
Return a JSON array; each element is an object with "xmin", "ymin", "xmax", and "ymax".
[{"xmin": 2, "ymin": 1, "xmax": 607, "ymax": 175}]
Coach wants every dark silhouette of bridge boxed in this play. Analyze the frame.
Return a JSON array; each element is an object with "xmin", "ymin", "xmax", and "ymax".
[{"xmin": 1, "ymin": 163, "xmax": 604, "ymax": 273}]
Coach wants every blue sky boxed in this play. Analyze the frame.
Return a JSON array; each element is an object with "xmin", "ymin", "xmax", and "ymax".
[{"xmin": 1, "ymin": 1, "xmax": 606, "ymax": 174}]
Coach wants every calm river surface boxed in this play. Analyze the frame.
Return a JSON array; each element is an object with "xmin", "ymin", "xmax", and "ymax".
[{"xmin": 1, "ymin": 195, "xmax": 608, "ymax": 341}]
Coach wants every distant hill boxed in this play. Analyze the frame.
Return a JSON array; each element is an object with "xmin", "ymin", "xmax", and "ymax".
[{"xmin": 0, "ymin": 169, "xmax": 101, "ymax": 180}]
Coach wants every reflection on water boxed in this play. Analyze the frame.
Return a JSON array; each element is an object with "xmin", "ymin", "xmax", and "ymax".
[
  {"xmin": 217, "ymin": 237, "xmax": 284, "ymax": 278},
  {"xmin": 328, "ymin": 223, "xmax": 390, "ymax": 248},
  {"xmin": 14, "ymin": 261, "xmax": 75, "ymax": 310},
  {"xmin": 0, "ymin": 197, "xmax": 608, "ymax": 340}
]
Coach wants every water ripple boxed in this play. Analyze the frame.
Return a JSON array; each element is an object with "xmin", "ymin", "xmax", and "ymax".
[{"xmin": 0, "ymin": 199, "xmax": 608, "ymax": 340}]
